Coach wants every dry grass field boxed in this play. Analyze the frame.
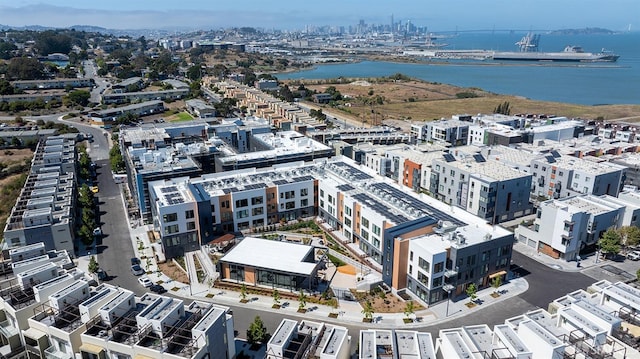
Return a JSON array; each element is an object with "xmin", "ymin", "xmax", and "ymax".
[{"xmin": 296, "ymin": 80, "xmax": 640, "ymax": 125}]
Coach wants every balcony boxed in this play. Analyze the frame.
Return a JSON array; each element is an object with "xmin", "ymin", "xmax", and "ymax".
[
  {"xmin": 44, "ymin": 345, "xmax": 73, "ymax": 359},
  {"xmin": 444, "ymin": 268, "xmax": 458, "ymax": 278},
  {"xmin": 561, "ymin": 233, "xmax": 573, "ymax": 240},
  {"xmin": 0, "ymin": 319, "xmax": 19, "ymax": 338}
]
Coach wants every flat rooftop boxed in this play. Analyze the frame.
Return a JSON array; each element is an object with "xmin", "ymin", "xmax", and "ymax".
[{"xmin": 221, "ymin": 237, "xmax": 318, "ymax": 275}]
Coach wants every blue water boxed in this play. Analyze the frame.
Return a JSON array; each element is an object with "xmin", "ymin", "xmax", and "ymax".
[{"xmin": 278, "ymin": 32, "xmax": 640, "ymax": 105}]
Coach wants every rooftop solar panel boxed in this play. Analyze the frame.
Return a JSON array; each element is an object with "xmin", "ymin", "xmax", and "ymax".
[
  {"xmin": 336, "ymin": 184, "xmax": 355, "ymax": 191},
  {"xmin": 273, "ymin": 179, "xmax": 289, "ymax": 185}
]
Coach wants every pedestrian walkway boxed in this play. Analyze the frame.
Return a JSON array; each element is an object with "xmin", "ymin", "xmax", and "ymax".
[{"xmin": 513, "ymin": 240, "xmax": 603, "ymax": 272}]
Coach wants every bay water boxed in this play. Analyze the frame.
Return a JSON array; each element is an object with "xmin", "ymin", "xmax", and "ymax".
[{"xmin": 278, "ymin": 32, "xmax": 640, "ymax": 105}]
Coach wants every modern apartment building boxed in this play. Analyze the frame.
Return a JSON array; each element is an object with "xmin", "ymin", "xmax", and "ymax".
[
  {"xmin": 2, "ymin": 137, "xmax": 76, "ymax": 254},
  {"xmin": 422, "ymin": 119, "xmax": 470, "ymax": 146},
  {"xmin": 267, "ymin": 319, "xmax": 350, "ymax": 359},
  {"xmin": 430, "ymin": 155, "xmax": 533, "ymax": 224},
  {"xmin": 359, "ymin": 329, "xmax": 435, "ymax": 359},
  {"xmin": 530, "ymin": 154, "xmax": 626, "ymax": 199},
  {"xmin": 0, "ymin": 242, "xmax": 236, "ymax": 359},
  {"xmin": 515, "ymin": 195, "xmax": 626, "ymax": 261},
  {"xmin": 397, "ymin": 218, "xmax": 514, "ymax": 304}
]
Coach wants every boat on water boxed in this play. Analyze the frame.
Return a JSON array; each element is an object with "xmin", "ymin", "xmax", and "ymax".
[{"xmin": 492, "ymin": 33, "xmax": 619, "ymax": 62}]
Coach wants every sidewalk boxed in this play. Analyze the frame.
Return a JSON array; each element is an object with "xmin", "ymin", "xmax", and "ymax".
[{"xmin": 513, "ymin": 240, "xmax": 602, "ymax": 272}]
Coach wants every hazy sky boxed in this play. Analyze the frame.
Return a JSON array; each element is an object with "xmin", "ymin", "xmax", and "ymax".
[{"xmin": 0, "ymin": 0, "xmax": 637, "ymax": 31}]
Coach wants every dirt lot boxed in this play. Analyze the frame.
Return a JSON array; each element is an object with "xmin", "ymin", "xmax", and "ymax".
[
  {"xmin": 352, "ymin": 288, "xmax": 425, "ymax": 314},
  {"xmin": 158, "ymin": 261, "xmax": 189, "ymax": 284},
  {"xmin": 297, "ymin": 80, "xmax": 640, "ymax": 125}
]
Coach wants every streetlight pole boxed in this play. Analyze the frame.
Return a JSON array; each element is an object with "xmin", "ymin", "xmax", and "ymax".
[{"xmin": 443, "ymin": 284, "xmax": 455, "ymax": 317}]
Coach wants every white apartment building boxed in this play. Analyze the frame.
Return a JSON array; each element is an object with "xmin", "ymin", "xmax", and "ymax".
[
  {"xmin": 268, "ymin": 319, "xmax": 350, "ymax": 359},
  {"xmin": 430, "ymin": 156, "xmax": 533, "ymax": 224},
  {"xmin": 359, "ymin": 329, "xmax": 435, "ymax": 359},
  {"xmin": 530, "ymin": 154, "xmax": 626, "ymax": 199},
  {"xmin": 3, "ymin": 137, "xmax": 77, "ymax": 254},
  {"xmin": 515, "ymin": 195, "xmax": 626, "ymax": 261}
]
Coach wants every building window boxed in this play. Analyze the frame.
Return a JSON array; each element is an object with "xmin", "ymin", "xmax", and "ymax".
[
  {"xmin": 419, "ymin": 257, "xmax": 430, "ymax": 272},
  {"xmin": 285, "ymin": 201, "xmax": 295, "ymax": 209},
  {"xmin": 361, "ymin": 217, "xmax": 370, "ymax": 228},
  {"xmin": 345, "ymin": 206, "xmax": 352, "ymax": 216},
  {"xmin": 301, "ymin": 199, "xmax": 309, "ymax": 207},
  {"xmin": 418, "ymin": 272, "xmax": 429, "ymax": 286},
  {"xmin": 372, "ymin": 224, "xmax": 381, "ymax": 236},
  {"xmin": 252, "ymin": 207, "xmax": 264, "ymax": 216},
  {"xmin": 163, "ymin": 213, "xmax": 178, "ymax": 222},
  {"xmin": 235, "ymin": 199, "xmax": 248, "ymax": 208},
  {"xmin": 300, "ymin": 188, "xmax": 308, "ymax": 196},
  {"xmin": 360, "ymin": 229, "xmax": 369, "ymax": 240},
  {"xmin": 344, "ymin": 218, "xmax": 352, "ymax": 227},
  {"xmin": 221, "ymin": 200, "xmax": 230, "ymax": 208},
  {"xmin": 211, "ymin": 204, "xmax": 215, "ymax": 212},
  {"xmin": 186, "ymin": 222, "xmax": 196, "ymax": 230},
  {"xmin": 432, "ymin": 276, "xmax": 443, "ymax": 288},
  {"xmin": 434, "ymin": 262, "xmax": 444, "ymax": 273},
  {"xmin": 320, "ymin": 189, "xmax": 324, "ymax": 198},
  {"xmin": 164, "ymin": 224, "xmax": 179, "ymax": 234},
  {"xmin": 410, "ymin": 251, "xmax": 414, "ymax": 261},
  {"xmin": 251, "ymin": 196, "xmax": 264, "ymax": 205},
  {"xmin": 236, "ymin": 209, "xmax": 249, "ymax": 219},
  {"xmin": 185, "ymin": 210, "xmax": 194, "ymax": 219}
]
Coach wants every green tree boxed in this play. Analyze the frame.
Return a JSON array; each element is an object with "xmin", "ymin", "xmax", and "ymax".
[
  {"xmin": 35, "ymin": 31, "xmax": 72, "ymax": 55},
  {"xmin": 63, "ymin": 90, "xmax": 91, "ymax": 107},
  {"xmin": 598, "ymin": 228, "xmax": 622, "ymax": 259},
  {"xmin": 361, "ymin": 300, "xmax": 374, "ymax": 321},
  {"xmin": 6, "ymin": 57, "xmax": 45, "ymax": 80},
  {"xmin": 272, "ymin": 289, "xmax": 281, "ymax": 306},
  {"xmin": 404, "ymin": 301, "xmax": 415, "ymax": 320},
  {"xmin": 618, "ymin": 226, "xmax": 640, "ymax": 248},
  {"xmin": 494, "ymin": 101, "xmax": 511, "ymax": 115},
  {"xmin": 466, "ymin": 283, "xmax": 478, "ymax": 303},
  {"xmin": 297, "ymin": 289, "xmax": 307, "ymax": 311},
  {"xmin": 109, "ymin": 144, "xmax": 125, "ymax": 173},
  {"xmin": 246, "ymin": 316, "xmax": 268, "ymax": 345},
  {"xmin": 491, "ymin": 275, "xmax": 502, "ymax": 294},
  {"xmin": 0, "ymin": 40, "xmax": 17, "ymax": 60},
  {"xmin": 0, "ymin": 79, "xmax": 17, "ymax": 95},
  {"xmin": 240, "ymin": 283, "xmax": 248, "ymax": 301},
  {"xmin": 187, "ymin": 65, "xmax": 203, "ymax": 81},
  {"xmin": 88, "ymin": 255, "xmax": 99, "ymax": 274}
]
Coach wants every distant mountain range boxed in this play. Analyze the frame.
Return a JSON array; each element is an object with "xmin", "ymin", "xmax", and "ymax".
[{"xmin": 0, "ymin": 24, "xmax": 195, "ymax": 37}]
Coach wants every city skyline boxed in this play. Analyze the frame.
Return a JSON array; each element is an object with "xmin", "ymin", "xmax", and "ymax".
[{"xmin": 0, "ymin": 0, "xmax": 637, "ymax": 32}]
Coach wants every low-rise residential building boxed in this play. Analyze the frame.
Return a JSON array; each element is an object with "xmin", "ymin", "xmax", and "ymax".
[
  {"xmin": 530, "ymin": 154, "xmax": 626, "ymax": 199},
  {"xmin": 268, "ymin": 319, "xmax": 350, "ymax": 359},
  {"xmin": 0, "ymin": 93, "xmax": 64, "ymax": 104},
  {"xmin": 423, "ymin": 118, "xmax": 470, "ymax": 146},
  {"xmin": 255, "ymin": 79, "xmax": 279, "ymax": 90},
  {"xmin": 430, "ymin": 155, "xmax": 533, "ymax": 224},
  {"xmin": 102, "ymin": 88, "xmax": 188, "ymax": 104},
  {"xmin": 359, "ymin": 329, "xmax": 435, "ymax": 359},
  {"xmin": 11, "ymin": 78, "xmax": 94, "ymax": 91},
  {"xmin": 111, "ymin": 76, "xmax": 144, "ymax": 92},
  {"xmin": 89, "ymin": 100, "xmax": 165, "ymax": 123},
  {"xmin": 398, "ymin": 218, "xmax": 514, "ymax": 304},
  {"xmin": 185, "ymin": 99, "xmax": 216, "ymax": 118},
  {"xmin": 2, "ymin": 137, "xmax": 76, "ymax": 254},
  {"xmin": 515, "ymin": 194, "xmax": 626, "ymax": 261}
]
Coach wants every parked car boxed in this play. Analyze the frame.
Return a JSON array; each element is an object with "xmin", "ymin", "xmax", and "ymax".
[
  {"xmin": 138, "ymin": 277, "xmax": 153, "ymax": 288},
  {"xmin": 131, "ymin": 257, "xmax": 141, "ymax": 266},
  {"xmin": 627, "ymin": 251, "xmax": 640, "ymax": 261},
  {"xmin": 150, "ymin": 284, "xmax": 167, "ymax": 294},
  {"xmin": 131, "ymin": 264, "xmax": 145, "ymax": 276},
  {"xmin": 96, "ymin": 268, "xmax": 108, "ymax": 281}
]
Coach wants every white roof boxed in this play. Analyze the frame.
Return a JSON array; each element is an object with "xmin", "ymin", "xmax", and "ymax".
[{"xmin": 221, "ymin": 237, "xmax": 318, "ymax": 275}]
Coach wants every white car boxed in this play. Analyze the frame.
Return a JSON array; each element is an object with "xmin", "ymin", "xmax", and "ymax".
[
  {"xmin": 627, "ymin": 251, "xmax": 640, "ymax": 261},
  {"xmin": 131, "ymin": 265, "xmax": 145, "ymax": 276},
  {"xmin": 138, "ymin": 277, "xmax": 153, "ymax": 288}
]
